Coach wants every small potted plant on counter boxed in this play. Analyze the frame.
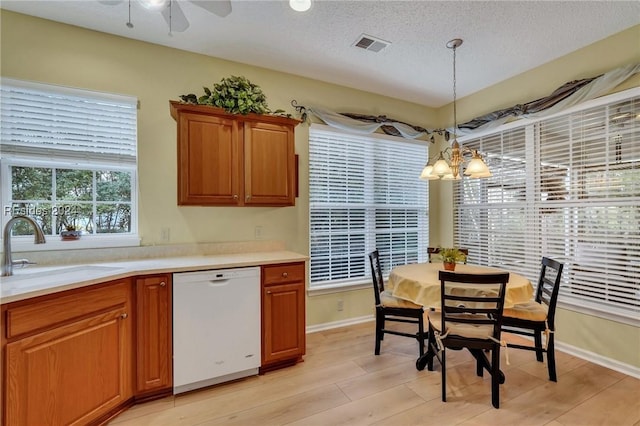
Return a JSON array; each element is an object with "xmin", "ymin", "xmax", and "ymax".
[
  {"xmin": 439, "ymin": 247, "xmax": 467, "ymax": 271},
  {"xmin": 60, "ymin": 218, "xmax": 82, "ymax": 241}
]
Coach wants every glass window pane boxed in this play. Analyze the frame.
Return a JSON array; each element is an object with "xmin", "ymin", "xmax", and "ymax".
[
  {"xmin": 11, "ymin": 166, "xmax": 52, "ymax": 201},
  {"xmin": 56, "ymin": 169, "xmax": 93, "ymax": 201},
  {"xmin": 96, "ymin": 204, "xmax": 131, "ymax": 233},
  {"xmin": 97, "ymin": 170, "xmax": 132, "ymax": 202}
]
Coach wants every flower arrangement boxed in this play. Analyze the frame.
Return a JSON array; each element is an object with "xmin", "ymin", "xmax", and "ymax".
[{"xmin": 179, "ymin": 75, "xmax": 285, "ymax": 116}]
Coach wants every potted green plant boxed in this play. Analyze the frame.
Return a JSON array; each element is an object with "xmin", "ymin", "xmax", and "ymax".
[
  {"xmin": 60, "ymin": 216, "xmax": 82, "ymax": 241},
  {"xmin": 438, "ymin": 247, "xmax": 467, "ymax": 271},
  {"xmin": 184, "ymin": 75, "xmax": 270, "ymax": 115}
]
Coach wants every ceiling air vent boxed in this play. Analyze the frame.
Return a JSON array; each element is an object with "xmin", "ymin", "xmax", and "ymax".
[{"xmin": 353, "ymin": 34, "xmax": 390, "ymax": 53}]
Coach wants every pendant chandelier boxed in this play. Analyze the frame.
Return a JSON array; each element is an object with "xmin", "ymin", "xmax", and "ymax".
[{"xmin": 420, "ymin": 39, "xmax": 491, "ymax": 181}]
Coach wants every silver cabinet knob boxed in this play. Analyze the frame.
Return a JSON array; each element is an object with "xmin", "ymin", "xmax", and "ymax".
[
  {"xmin": 120, "ymin": 313, "xmax": 128, "ymax": 320},
  {"xmin": 160, "ymin": 281, "xmax": 166, "ymax": 287},
  {"xmin": 282, "ymin": 272, "xmax": 288, "ymax": 278},
  {"xmin": 233, "ymin": 194, "xmax": 238, "ymax": 200}
]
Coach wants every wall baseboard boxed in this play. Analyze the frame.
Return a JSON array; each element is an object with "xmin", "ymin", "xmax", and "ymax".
[
  {"xmin": 306, "ymin": 315, "xmax": 374, "ymax": 333},
  {"xmin": 306, "ymin": 317, "xmax": 640, "ymax": 379},
  {"xmin": 555, "ymin": 341, "xmax": 640, "ymax": 379}
]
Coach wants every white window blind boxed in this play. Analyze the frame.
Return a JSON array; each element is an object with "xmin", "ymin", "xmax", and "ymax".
[
  {"xmin": 1, "ymin": 78, "xmax": 137, "ymax": 164},
  {"xmin": 309, "ymin": 125, "xmax": 429, "ymax": 287},
  {"xmin": 454, "ymin": 91, "xmax": 640, "ymax": 319},
  {"xmin": 0, "ymin": 78, "xmax": 138, "ymax": 246}
]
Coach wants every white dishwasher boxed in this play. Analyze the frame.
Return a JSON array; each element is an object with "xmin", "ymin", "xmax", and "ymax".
[{"xmin": 173, "ymin": 267, "xmax": 261, "ymax": 394}]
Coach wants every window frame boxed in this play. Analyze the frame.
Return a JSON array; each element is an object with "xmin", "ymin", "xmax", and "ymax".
[
  {"xmin": 0, "ymin": 78, "xmax": 140, "ymax": 251},
  {"xmin": 308, "ymin": 124, "xmax": 429, "ymax": 294},
  {"xmin": 454, "ymin": 87, "xmax": 640, "ymax": 325}
]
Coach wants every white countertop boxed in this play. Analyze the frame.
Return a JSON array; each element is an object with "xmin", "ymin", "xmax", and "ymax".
[{"xmin": 1, "ymin": 250, "xmax": 308, "ymax": 304}]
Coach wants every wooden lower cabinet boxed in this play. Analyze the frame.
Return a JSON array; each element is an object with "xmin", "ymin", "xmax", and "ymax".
[
  {"xmin": 261, "ymin": 262, "xmax": 306, "ymax": 371},
  {"xmin": 135, "ymin": 274, "xmax": 172, "ymax": 396},
  {"xmin": 4, "ymin": 280, "xmax": 132, "ymax": 426}
]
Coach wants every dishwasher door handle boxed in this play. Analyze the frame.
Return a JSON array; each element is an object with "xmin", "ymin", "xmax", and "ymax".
[{"xmin": 208, "ymin": 278, "xmax": 231, "ymax": 287}]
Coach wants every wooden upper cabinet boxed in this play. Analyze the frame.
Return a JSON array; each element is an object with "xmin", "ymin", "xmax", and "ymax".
[
  {"xmin": 177, "ymin": 111, "xmax": 241, "ymax": 205},
  {"xmin": 244, "ymin": 121, "xmax": 295, "ymax": 206},
  {"xmin": 170, "ymin": 101, "xmax": 300, "ymax": 206}
]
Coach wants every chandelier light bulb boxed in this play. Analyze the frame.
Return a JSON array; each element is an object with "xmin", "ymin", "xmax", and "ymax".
[
  {"xmin": 464, "ymin": 151, "xmax": 491, "ymax": 177},
  {"xmin": 432, "ymin": 156, "xmax": 452, "ymax": 177},
  {"xmin": 420, "ymin": 165, "xmax": 438, "ymax": 180}
]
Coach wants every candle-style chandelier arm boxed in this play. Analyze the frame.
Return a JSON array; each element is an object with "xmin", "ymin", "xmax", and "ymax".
[{"xmin": 420, "ymin": 142, "xmax": 491, "ymax": 180}]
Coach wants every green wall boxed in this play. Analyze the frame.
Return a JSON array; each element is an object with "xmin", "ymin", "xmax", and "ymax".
[{"xmin": 1, "ymin": 10, "xmax": 638, "ymax": 370}]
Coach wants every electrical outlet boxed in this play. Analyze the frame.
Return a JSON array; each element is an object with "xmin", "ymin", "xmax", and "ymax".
[
  {"xmin": 337, "ymin": 299, "xmax": 344, "ymax": 311},
  {"xmin": 254, "ymin": 226, "xmax": 263, "ymax": 239},
  {"xmin": 160, "ymin": 227, "xmax": 170, "ymax": 242}
]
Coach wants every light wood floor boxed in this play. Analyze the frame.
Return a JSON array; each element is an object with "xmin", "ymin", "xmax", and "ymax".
[{"xmin": 111, "ymin": 321, "xmax": 640, "ymax": 426}]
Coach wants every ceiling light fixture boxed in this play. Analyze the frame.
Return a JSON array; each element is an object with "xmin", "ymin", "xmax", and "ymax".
[
  {"xmin": 126, "ymin": 0, "xmax": 134, "ymax": 28},
  {"xmin": 140, "ymin": 0, "xmax": 168, "ymax": 11},
  {"xmin": 289, "ymin": 0, "xmax": 312, "ymax": 12},
  {"xmin": 420, "ymin": 39, "xmax": 491, "ymax": 181}
]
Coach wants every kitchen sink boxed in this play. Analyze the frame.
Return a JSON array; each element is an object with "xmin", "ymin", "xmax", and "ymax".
[
  {"xmin": 8, "ymin": 264, "xmax": 122, "ymax": 280},
  {"xmin": 2, "ymin": 264, "xmax": 125, "ymax": 293}
]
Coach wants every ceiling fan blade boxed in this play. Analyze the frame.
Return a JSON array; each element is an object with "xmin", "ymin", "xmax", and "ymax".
[
  {"xmin": 190, "ymin": 0, "xmax": 232, "ymax": 18},
  {"xmin": 161, "ymin": 1, "xmax": 190, "ymax": 32}
]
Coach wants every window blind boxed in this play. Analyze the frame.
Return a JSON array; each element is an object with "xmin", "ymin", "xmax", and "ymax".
[
  {"xmin": 0, "ymin": 78, "xmax": 137, "ymax": 165},
  {"xmin": 309, "ymin": 125, "xmax": 429, "ymax": 287},
  {"xmin": 454, "ymin": 92, "xmax": 640, "ymax": 318}
]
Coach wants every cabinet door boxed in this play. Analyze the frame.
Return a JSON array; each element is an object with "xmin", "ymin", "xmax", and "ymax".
[
  {"xmin": 178, "ymin": 112, "xmax": 241, "ymax": 205},
  {"xmin": 262, "ymin": 281, "xmax": 306, "ymax": 365},
  {"xmin": 135, "ymin": 275, "xmax": 172, "ymax": 395},
  {"xmin": 5, "ymin": 306, "xmax": 132, "ymax": 426},
  {"xmin": 244, "ymin": 121, "xmax": 295, "ymax": 206}
]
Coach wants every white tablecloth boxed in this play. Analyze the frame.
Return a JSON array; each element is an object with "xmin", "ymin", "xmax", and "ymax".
[{"xmin": 387, "ymin": 262, "xmax": 533, "ymax": 309}]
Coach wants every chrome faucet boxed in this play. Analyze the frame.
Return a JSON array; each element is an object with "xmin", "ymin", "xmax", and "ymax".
[{"xmin": 2, "ymin": 215, "xmax": 46, "ymax": 277}]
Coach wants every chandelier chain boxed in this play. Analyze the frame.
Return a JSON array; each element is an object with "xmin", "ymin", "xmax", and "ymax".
[{"xmin": 452, "ymin": 43, "xmax": 457, "ymax": 138}]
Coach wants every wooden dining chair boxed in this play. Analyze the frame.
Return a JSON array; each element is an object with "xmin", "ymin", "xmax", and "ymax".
[
  {"xmin": 368, "ymin": 250, "xmax": 426, "ymax": 357},
  {"xmin": 501, "ymin": 257, "xmax": 564, "ymax": 381},
  {"xmin": 420, "ymin": 270, "xmax": 510, "ymax": 409},
  {"xmin": 428, "ymin": 247, "xmax": 469, "ymax": 263}
]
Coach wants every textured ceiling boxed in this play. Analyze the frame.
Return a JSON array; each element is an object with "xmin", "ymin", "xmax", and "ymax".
[{"xmin": 1, "ymin": 0, "xmax": 638, "ymax": 107}]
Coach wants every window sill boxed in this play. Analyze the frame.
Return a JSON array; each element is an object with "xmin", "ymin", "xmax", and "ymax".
[
  {"xmin": 307, "ymin": 279, "xmax": 371, "ymax": 296},
  {"xmin": 5, "ymin": 235, "xmax": 141, "ymax": 253},
  {"xmin": 558, "ymin": 300, "xmax": 639, "ymax": 327}
]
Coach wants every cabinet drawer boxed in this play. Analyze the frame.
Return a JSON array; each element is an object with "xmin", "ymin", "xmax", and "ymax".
[
  {"xmin": 262, "ymin": 263, "xmax": 304, "ymax": 285},
  {"xmin": 6, "ymin": 280, "xmax": 130, "ymax": 339}
]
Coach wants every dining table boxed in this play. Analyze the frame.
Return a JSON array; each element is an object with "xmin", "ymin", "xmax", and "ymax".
[
  {"xmin": 387, "ymin": 262, "xmax": 534, "ymax": 309},
  {"xmin": 388, "ymin": 262, "xmax": 534, "ymax": 382}
]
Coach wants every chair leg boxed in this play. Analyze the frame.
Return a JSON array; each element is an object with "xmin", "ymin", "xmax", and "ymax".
[
  {"xmin": 547, "ymin": 333, "xmax": 557, "ymax": 382},
  {"xmin": 534, "ymin": 330, "xmax": 544, "ymax": 362},
  {"xmin": 417, "ymin": 316, "xmax": 425, "ymax": 357},
  {"xmin": 441, "ymin": 348, "xmax": 447, "ymax": 402},
  {"xmin": 476, "ymin": 357, "xmax": 484, "ymax": 377},
  {"xmin": 491, "ymin": 346, "xmax": 500, "ymax": 409},
  {"xmin": 375, "ymin": 310, "xmax": 383, "ymax": 355},
  {"xmin": 426, "ymin": 324, "xmax": 435, "ymax": 371}
]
